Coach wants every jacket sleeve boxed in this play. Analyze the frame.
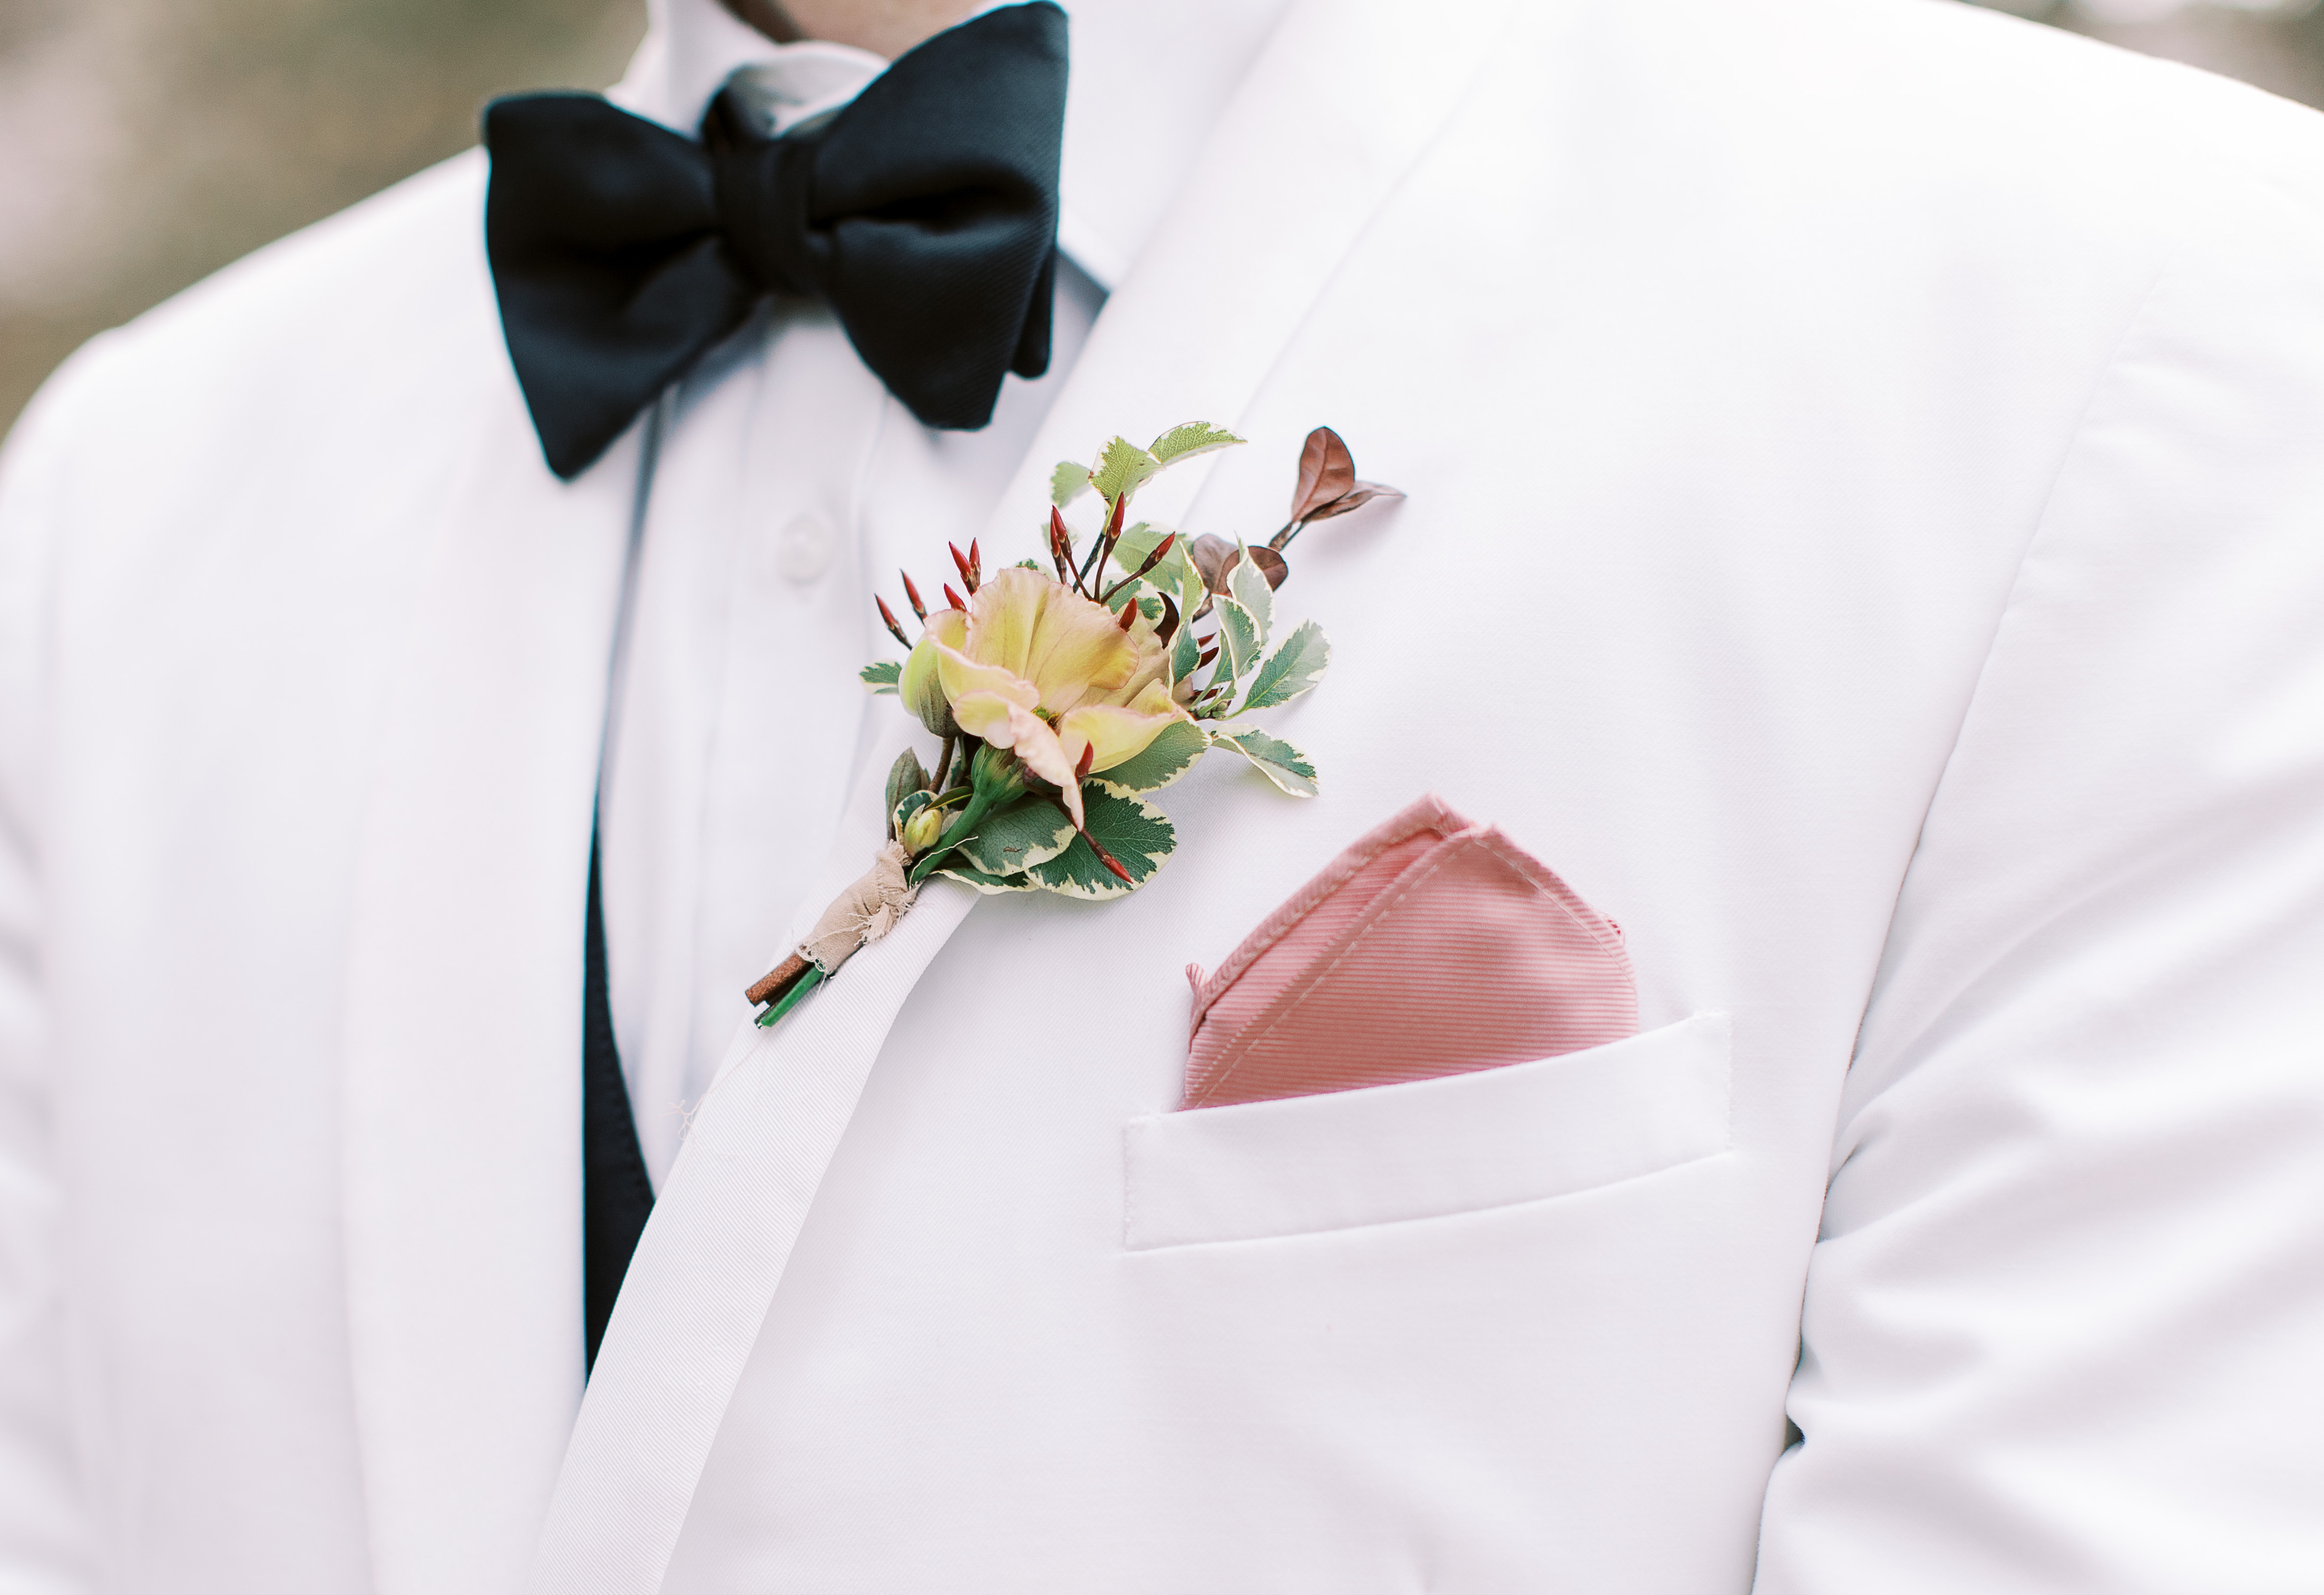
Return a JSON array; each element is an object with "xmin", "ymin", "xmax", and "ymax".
[
  {"xmin": 0, "ymin": 362, "xmax": 96, "ymax": 1592},
  {"xmin": 1753, "ymin": 150, "xmax": 2324, "ymax": 1591}
]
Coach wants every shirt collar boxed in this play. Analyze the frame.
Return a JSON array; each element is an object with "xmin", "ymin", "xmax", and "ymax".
[{"xmin": 605, "ymin": 0, "xmax": 1295, "ymax": 293}]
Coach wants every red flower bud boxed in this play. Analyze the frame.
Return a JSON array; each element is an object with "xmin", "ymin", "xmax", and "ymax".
[
  {"xmin": 1084, "ymin": 832, "xmax": 1135, "ymax": 884},
  {"xmin": 875, "ymin": 596, "xmax": 911, "ymax": 648}
]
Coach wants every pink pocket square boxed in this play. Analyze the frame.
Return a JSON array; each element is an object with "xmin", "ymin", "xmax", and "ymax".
[{"xmin": 1181, "ymin": 795, "xmax": 1637, "ymax": 1109}]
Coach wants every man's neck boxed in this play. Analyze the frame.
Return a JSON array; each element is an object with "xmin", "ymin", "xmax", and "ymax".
[{"xmin": 717, "ymin": 0, "xmax": 979, "ymax": 59}]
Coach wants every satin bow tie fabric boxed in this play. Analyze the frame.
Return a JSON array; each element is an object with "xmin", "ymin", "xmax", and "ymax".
[{"xmin": 482, "ymin": 2, "xmax": 1068, "ymax": 480}]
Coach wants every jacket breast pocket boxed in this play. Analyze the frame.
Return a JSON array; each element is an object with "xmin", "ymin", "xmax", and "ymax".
[{"xmin": 1122, "ymin": 1012, "xmax": 1733, "ymax": 1250}]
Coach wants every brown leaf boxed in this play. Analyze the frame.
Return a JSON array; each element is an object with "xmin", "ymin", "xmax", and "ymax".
[
  {"xmin": 1155, "ymin": 591, "xmax": 1182, "ymax": 647},
  {"xmin": 1231, "ymin": 544, "xmax": 1290, "ymax": 590},
  {"xmin": 1289, "ymin": 427, "xmax": 1357, "ymax": 524},
  {"xmin": 1190, "ymin": 533, "xmax": 1238, "ymax": 594},
  {"xmin": 1303, "ymin": 481, "xmax": 1405, "ymax": 524}
]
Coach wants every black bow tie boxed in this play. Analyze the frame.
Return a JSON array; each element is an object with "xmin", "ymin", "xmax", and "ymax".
[{"xmin": 482, "ymin": 3, "xmax": 1068, "ymax": 480}]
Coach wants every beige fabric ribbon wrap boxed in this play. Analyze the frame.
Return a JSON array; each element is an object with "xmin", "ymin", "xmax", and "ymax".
[
  {"xmin": 802, "ymin": 841, "xmax": 920, "ymax": 972},
  {"xmin": 745, "ymin": 841, "xmax": 920, "ymax": 1006}
]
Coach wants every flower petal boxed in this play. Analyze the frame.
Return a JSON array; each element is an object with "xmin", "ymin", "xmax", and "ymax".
[
  {"xmin": 934, "ymin": 612, "xmax": 1039, "ymax": 719},
  {"xmin": 1096, "ymin": 609, "xmax": 1169, "ymax": 707},
  {"xmin": 969, "ymin": 569, "xmax": 1141, "ymax": 715},
  {"xmin": 924, "ymin": 608, "xmax": 969, "ymax": 650},
  {"xmin": 979, "ymin": 703, "xmax": 1084, "ymax": 828},
  {"xmin": 1056, "ymin": 682, "xmax": 1184, "ymax": 776},
  {"xmin": 961, "ymin": 567, "xmax": 1047, "ymax": 681},
  {"xmin": 950, "ymin": 690, "xmax": 1027, "ymax": 744}
]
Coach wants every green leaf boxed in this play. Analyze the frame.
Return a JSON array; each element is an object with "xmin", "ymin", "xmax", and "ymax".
[
  {"xmin": 885, "ymin": 746, "xmax": 933, "ymax": 839},
  {"xmin": 1090, "ymin": 436, "xmax": 1160, "ymax": 506},
  {"xmin": 891, "ymin": 787, "xmax": 934, "ymax": 842},
  {"xmin": 931, "ymin": 860, "xmax": 1042, "ymax": 895},
  {"xmin": 1050, "ymin": 459, "xmax": 1091, "ymax": 507},
  {"xmin": 1028, "ymin": 782, "xmax": 1177, "ymax": 899},
  {"xmin": 1167, "ymin": 544, "xmax": 1206, "ymax": 615},
  {"xmin": 1100, "ymin": 529, "xmax": 1196, "ymax": 627},
  {"xmin": 1215, "ymin": 728, "xmax": 1319, "ymax": 797},
  {"xmin": 1148, "ymin": 422, "xmax": 1245, "ymax": 465},
  {"xmin": 1170, "ymin": 615, "xmax": 1200, "ymax": 685},
  {"xmin": 861, "ymin": 660, "xmax": 902, "ymax": 694},
  {"xmin": 1105, "ymin": 524, "xmax": 1197, "ymax": 617},
  {"xmin": 1226, "ymin": 542, "xmax": 1274, "ymax": 649},
  {"xmin": 1216, "ymin": 596, "xmax": 1263, "ymax": 680},
  {"xmin": 1110, "ymin": 520, "xmax": 1170, "ymax": 571},
  {"xmin": 1237, "ymin": 619, "xmax": 1330, "ymax": 713},
  {"xmin": 1099, "ymin": 718, "xmax": 1208, "ymax": 792},
  {"xmin": 955, "ymin": 794, "xmax": 1077, "ymax": 876},
  {"xmin": 884, "ymin": 747, "xmax": 929, "ymax": 807}
]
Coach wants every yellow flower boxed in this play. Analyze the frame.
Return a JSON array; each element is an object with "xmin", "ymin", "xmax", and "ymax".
[
  {"xmin": 926, "ymin": 567, "xmax": 1182, "ymax": 827},
  {"xmin": 898, "ymin": 802, "xmax": 947, "ymax": 856}
]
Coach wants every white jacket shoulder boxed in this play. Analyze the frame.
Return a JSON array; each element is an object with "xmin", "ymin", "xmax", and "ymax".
[{"xmin": 4, "ymin": 148, "xmax": 500, "ymax": 501}]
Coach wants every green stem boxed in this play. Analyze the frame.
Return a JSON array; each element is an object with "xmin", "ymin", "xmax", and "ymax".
[
  {"xmin": 754, "ymin": 964, "xmax": 826, "ymax": 1028},
  {"xmin": 907, "ymin": 786, "xmax": 1002, "ymax": 885}
]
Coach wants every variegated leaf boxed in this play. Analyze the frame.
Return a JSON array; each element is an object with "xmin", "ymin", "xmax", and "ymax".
[
  {"xmin": 955, "ymin": 794, "xmax": 1077, "ymax": 877},
  {"xmin": 1216, "ymin": 596, "xmax": 1263, "ymax": 680},
  {"xmin": 931, "ymin": 860, "xmax": 1042, "ymax": 895},
  {"xmin": 1149, "ymin": 422, "xmax": 1245, "ymax": 464},
  {"xmin": 1226, "ymin": 542, "xmax": 1274, "ymax": 648},
  {"xmin": 1090, "ymin": 437, "xmax": 1160, "ymax": 506},
  {"xmin": 1050, "ymin": 460, "xmax": 1091, "ymax": 507},
  {"xmin": 1099, "ymin": 718, "xmax": 1208, "ymax": 792},
  {"xmin": 1170, "ymin": 615, "xmax": 1202, "ymax": 686},
  {"xmin": 1111, "ymin": 521, "xmax": 1171, "ymax": 570},
  {"xmin": 1237, "ymin": 619, "xmax": 1330, "ymax": 713},
  {"xmin": 1216, "ymin": 728, "xmax": 1319, "ymax": 797},
  {"xmin": 1028, "ymin": 782, "xmax": 1176, "ymax": 899},
  {"xmin": 1106, "ymin": 523, "xmax": 1199, "ymax": 613}
]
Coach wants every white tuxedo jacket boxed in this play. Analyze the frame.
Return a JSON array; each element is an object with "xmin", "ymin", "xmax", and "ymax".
[{"xmin": 5, "ymin": 0, "xmax": 2324, "ymax": 1590}]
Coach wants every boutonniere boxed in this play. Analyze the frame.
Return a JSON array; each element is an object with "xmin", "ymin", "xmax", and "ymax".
[{"xmin": 744, "ymin": 423, "xmax": 1401, "ymax": 1029}]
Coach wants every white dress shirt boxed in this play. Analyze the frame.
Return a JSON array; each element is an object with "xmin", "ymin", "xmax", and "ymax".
[{"xmin": 595, "ymin": 0, "xmax": 1293, "ymax": 1181}]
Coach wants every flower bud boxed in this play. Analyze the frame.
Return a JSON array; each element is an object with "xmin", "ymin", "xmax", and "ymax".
[
  {"xmin": 900, "ymin": 633, "xmax": 957, "ymax": 738},
  {"xmin": 900, "ymin": 803, "xmax": 946, "ymax": 856}
]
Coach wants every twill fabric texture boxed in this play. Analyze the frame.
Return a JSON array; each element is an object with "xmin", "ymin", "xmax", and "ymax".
[{"xmin": 1181, "ymin": 794, "xmax": 1639, "ymax": 1107}]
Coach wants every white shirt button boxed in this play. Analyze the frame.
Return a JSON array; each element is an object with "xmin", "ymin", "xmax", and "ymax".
[{"xmin": 776, "ymin": 512, "xmax": 835, "ymax": 583}]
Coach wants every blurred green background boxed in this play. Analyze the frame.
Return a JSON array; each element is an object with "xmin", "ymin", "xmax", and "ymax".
[
  {"xmin": 2, "ymin": 0, "xmax": 2320, "ymax": 435},
  {"xmin": 0, "ymin": 0, "xmax": 646, "ymax": 432}
]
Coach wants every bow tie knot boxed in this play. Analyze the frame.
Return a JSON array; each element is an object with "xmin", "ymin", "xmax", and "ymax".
[
  {"xmin": 482, "ymin": 3, "xmax": 1068, "ymax": 480},
  {"xmin": 704, "ymin": 101, "xmax": 822, "ymax": 299}
]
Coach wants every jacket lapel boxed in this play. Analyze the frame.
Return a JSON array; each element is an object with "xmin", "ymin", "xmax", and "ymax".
[
  {"xmin": 528, "ymin": 0, "xmax": 1522, "ymax": 1587},
  {"xmin": 989, "ymin": 0, "xmax": 1525, "ymax": 535},
  {"xmin": 340, "ymin": 389, "xmax": 641, "ymax": 1595}
]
